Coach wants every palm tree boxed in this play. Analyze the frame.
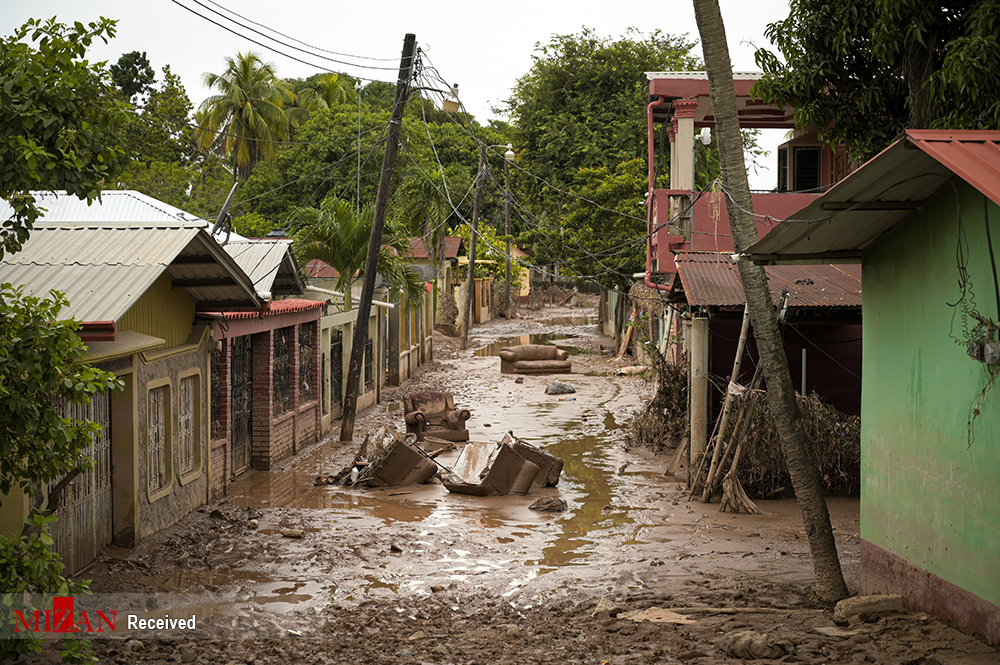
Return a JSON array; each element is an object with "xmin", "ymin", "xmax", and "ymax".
[
  {"xmin": 196, "ymin": 51, "xmax": 292, "ymax": 181},
  {"xmin": 293, "ymin": 199, "xmax": 425, "ymax": 311}
]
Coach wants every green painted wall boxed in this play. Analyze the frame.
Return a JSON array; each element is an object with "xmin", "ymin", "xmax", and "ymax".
[{"xmin": 862, "ymin": 180, "xmax": 1000, "ymax": 606}]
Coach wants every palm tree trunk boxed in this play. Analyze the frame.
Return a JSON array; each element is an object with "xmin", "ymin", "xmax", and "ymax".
[{"xmin": 692, "ymin": 0, "xmax": 849, "ymax": 603}]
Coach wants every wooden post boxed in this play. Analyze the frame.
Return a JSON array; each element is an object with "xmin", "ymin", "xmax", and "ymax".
[
  {"xmin": 340, "ymin": 33, "xmax": 416, "ymax": 443},
  {"xmin": 689, "ymin": 315, "xmax": 710, "ymax": 458},
  {"xmin": 702, "ymin": 304, "xmax": 751, "ymax": 501},
  {"xmin": 461, "ymin": 144, "xmax": 486, "ymax": 349}
]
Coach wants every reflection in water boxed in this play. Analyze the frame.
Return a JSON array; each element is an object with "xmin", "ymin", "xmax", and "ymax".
[
  {"xmin": 538, "ymin": 315, "xmax": 598, "ymax": 326},
  {"xmin": 474, "ymin": 333, "xmax": 573, "ymax": 357},
  {"xmin": 534, "ymin": 433, "xmax": 637, "ymax": 567}
]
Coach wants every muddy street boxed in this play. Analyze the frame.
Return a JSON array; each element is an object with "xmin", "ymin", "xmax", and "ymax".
[{"xmin": 80, "ymin": 304, "xmax": 1000, "ymax": 665}]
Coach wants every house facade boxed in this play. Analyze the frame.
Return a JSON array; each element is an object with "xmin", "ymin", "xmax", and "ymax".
[
  {"xmin": 744, "ymin": 130, "xmax": 1000, "ymax": 642},
  {"xmin": 0, "ymin": 191, "xmax": 260, "ymax": 574}
]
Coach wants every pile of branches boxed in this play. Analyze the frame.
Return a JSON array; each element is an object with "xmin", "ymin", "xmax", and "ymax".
[
  {"xmin": 625, "ymin": 355, "xmax": 688, "ymax": 452},
  {"xmin": 735, "ymin": 391, "xmax": 861, "ymax": 496}
]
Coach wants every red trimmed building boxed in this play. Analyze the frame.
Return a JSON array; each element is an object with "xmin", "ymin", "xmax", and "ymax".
[{"xmin": 205, "ymin": 299, "xmax": 324, "ymax": 498}]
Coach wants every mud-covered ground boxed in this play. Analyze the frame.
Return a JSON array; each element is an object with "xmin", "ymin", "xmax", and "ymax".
[{"xmin": 65, "ymin": 302, "xmax": 998, "ymax": 664}]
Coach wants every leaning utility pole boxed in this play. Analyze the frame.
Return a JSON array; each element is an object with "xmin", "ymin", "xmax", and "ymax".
[
  {"xmin": 460, "ymin": 144, "xmax": 486, "ymax": 349},
  {"xmin": 340, "ymin": 33, "xmax": 416, "ymax": 442},
  {"xmin": 691, "ymin": 0, "xmax": 848, "ymax": 601}
]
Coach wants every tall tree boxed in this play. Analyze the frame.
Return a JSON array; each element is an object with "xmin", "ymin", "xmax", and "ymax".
[
  {"xmin": 110, "ymin": 50, "xmax": 155, "ymax": 103},
  {"xmin": 692, "ymin": 0, "xmax": 850, "ymax": 602},
  {"xmin": 753, "ymin": 0, "xmax": 1000, "ymax": 161},
  {"xmin": 504, "ymin": 28, "xmax": 710, "ymax": 269},
  {"xmin": 197, "ymin": 51, "xmax": 293, "ymax": 181},
  {"xmin": 292, "ymin": 199, "xmax": 425, "ymax": 311},
  {"xmin": 0, "ymin": 17, "xmax": 129, "ymax": 256}
]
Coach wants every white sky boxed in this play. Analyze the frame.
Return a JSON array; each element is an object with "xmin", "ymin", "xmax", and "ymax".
[{"xmin": 1, "ymin": 0, "xmax": 792, "ymax": 189}]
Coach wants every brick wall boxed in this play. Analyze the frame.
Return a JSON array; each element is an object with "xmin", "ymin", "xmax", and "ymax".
[{"xmin": 212, "ymin": 316, "xmax": 322, "ymax": 478}]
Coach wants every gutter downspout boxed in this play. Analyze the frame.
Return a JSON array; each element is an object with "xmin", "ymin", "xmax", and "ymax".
[{"xmin": 646, "ymin": 97, "xmax": 672, "ymax": 293}]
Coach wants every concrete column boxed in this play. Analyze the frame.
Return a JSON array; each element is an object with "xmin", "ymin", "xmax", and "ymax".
[
  {"xmin": 689, "ymin": 315, "xmax": 710, "ymax": 457},
  {"xmin": 387, "ymin": 303, "xmax": 401, "ymax": 386}
]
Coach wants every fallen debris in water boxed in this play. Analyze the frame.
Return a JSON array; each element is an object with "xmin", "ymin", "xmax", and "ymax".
[
  {"xmin": 443, "ymin": 443, "xmax": 539, "ymax": 496},
  {"xmin": 328, "ymin": 427, "xmax": 442, "ymax": 488},
  {"xmin": 503, "ymin": 431, "xmax": 563, "ymax": 488},
  {"xmin": 529, "ymin": 497, "xmax": 567, "ymax": 512},
  {"xmin": 545, "ymin": 380, "xmax": 576, "ymax": 395}
]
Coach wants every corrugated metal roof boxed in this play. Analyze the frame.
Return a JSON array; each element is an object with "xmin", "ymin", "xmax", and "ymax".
[
  {"xmin": 673, "ymin": 252, "xmax": 862, "ymax": 308},
  {"xmin": 8, "ymin": 190, "xmax": 201, "ymax": 223},
  {"xmin": 0, "ymin": 191, "xmax": 260, "ymax": 321},
  {"xmin": 224, "ymin": 239, "xmax": 304, "ymax": 297},
  {"xmin": 744, "ymin": 130, "xmax": 1000, "ymax": 264}
]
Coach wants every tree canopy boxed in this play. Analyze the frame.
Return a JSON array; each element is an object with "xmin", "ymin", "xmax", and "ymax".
[
  {"xmin": 753, "ymin": 0, "xmax": 1000, "ymax": 160},
  {"xmin": 0, "ymin": 17, "xmax": 129, "ymax": 257},
  {"xmin": 502, "ymin": 28, "xmax": 707, "ymax": 290}
]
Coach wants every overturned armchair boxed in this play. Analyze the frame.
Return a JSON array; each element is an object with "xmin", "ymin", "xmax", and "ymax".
[{"xmin": 403, "ymin": 391, "xmax": 472, "ymax": 442}]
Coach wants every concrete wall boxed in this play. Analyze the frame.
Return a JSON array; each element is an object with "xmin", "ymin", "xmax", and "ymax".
[
  {"xmin": 136, "ymin": 327, "xmax": 211, "ymax": 540},
  {"xmin": 860, "ymin": 181, "xmax": 1000, "ymax": 641}
]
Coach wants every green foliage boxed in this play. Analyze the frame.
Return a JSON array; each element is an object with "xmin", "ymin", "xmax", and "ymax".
[
  {"xmin": 197, "ymin": 51, "xmax": 294, "ymax": 181},
  {"xmin": 0, "ymin": 515, "xmax": 96, "ymax": 663},
  {"xmin": 0, "ymin": 17, "xmax": 129, "ymax": 258},
  {"xmin": 448, "ymin": 219, "xmax": 525, "ymax": 285},
  {"xmin": 522, "ymin": 158, "xmax": 648, "ymax": 291},
  {"xmin": 0, "ymin": 285, "xmax": 123, "ymax": 500},
  {"xmin": 292, "ymin": 199, "xmax": 424, "ymax": 311},
  {"xmin": 753, "ymin": 0, "xmax": 1000, "ymax": 161},
  {"xmin": 110, "ymin": 50, "xmax": 155, "ymax": 103},
  {"xmin": 503, "ymin": 28, "xmax": 707, "ymax": 269},
  {"xmin": 232, "ymin": 211, "xmax": 278, "ymax": 238}
]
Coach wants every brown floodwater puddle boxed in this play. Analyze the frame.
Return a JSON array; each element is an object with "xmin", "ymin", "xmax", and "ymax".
[{"xmin": 474, "ymin": 333, "xmax": 575, "ymax": 357}]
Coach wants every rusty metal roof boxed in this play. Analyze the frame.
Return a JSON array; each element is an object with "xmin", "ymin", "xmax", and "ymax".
[
  {"xmin": 744, "ymin": 130, "xmax": 1000, "ymax": 264},
  {"xmin": 673, "ymin": 252, "xmax": 862, "ymax": 308},
  {"xmin": 0, "ymin": 191, "xmax": 260, "ymax": 321}
]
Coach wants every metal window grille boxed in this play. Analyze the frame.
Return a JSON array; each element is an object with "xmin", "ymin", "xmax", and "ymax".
[
  {"xmin": 179, "ymin": 376, "xmax": 196, "ymax": 474},
  {"xmin": 210, "ymin": 346, "xmax": 223, "ymax": 439},
  {"xmin": 299, "ymin": 323, "xmax": 315, "ymax": 403},
  {"xmin": 364, "ymin": 338, "xmax": 374, "ymax": 392},
  {"xmin": 148, "ymin": 386, "xmax": 168, "ymax": 491},
  {"xmin": 321, "ymin": 352, "xmax": 328, "ymax": 414},
  {"xmin": 331, "ymin": 330, "xmax": 343, "ymax": 406},
  {"xmin": 273, "ymin": 327, "xmax": 291, "ymax": 416}
]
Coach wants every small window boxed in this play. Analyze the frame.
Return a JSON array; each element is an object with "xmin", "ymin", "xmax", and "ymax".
[
  {"xmin": 364, "ymin": 338, "xmax": 374, "ymax": 393},
  {"xmin": 299, "ymin": 323, "xmax": 315, "ymax": 404},
  {"xmin": 178, "ymin": 375, "xmax": 198, "ymax": 476},
  {"xmin": 273, "ymin": 327, "xmax": 292, "ymax": 416},
  {"xmin": 793, "ymin": 146, "xmax": 821, "ymax": 192},
  {"xmin": 148, "ymin": 385, "xmax": 170, "ymax": 494},
  {"xmin": 331, "ymin": 330, "xmax": 343, "ymax": 406}
]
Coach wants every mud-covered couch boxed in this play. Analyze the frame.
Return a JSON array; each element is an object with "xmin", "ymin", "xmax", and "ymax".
[
  {"xmin": 499, "ymin": 344, "xmax": 572, "ymax": 375},
  {"xmin": 403, "ymin": 391, "xmax": 471, "ymax": 442}
]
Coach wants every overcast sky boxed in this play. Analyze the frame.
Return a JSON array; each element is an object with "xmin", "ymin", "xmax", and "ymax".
[{"xmin": 1, "ymin": 0, "xmax": 792, "ymax": 189}]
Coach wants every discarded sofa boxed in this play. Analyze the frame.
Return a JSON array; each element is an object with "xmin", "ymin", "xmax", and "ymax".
[
  {"xmin": 499, "ymin": 344, "xmax": 572, "ymax": 375},
  {"xmin": 443, "ymin": 435, "xmax": 564, "ymax": 496},
  {"xmin": 403, "ymin": 391, "xmax": 472, "ymax": 442},
  {"xmin": 444, "ymin": 443, "xmax": 540, "ymax": 496}
]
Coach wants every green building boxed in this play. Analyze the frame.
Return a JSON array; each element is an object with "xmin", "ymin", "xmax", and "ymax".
[{"xmin": 745, "ymin": 130, "xmax": 1000, "ymax": 642}]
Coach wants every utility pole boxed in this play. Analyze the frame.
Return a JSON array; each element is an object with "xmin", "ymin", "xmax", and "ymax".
[
  {"xmin": 461, "ymin": 144, "xmax": 486, "ymax": 350},
  {"xmin": 340, "ymin": 33, "xmax": 416, "ymax": 443}
]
